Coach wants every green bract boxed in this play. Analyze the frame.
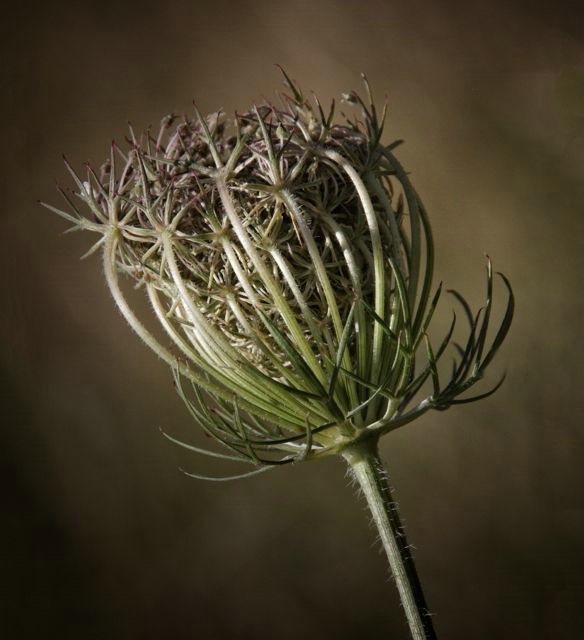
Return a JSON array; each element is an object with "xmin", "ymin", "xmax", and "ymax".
[{"xmin": 43, "ymin": 73, "xmax": 513, "ymax": 480}]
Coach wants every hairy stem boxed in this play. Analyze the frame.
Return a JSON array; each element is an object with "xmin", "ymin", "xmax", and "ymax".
[{"xmin": 342, "ymin": 439, "xmax": 437, "ymax": 640}]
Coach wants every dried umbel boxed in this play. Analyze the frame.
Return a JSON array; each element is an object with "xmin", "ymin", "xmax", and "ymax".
[
  {"xmin": 44, "ymin": 72, "xmax": 513, "ymax": 639},
  {"xmin": 44, "ymin": 74, "xmax": 512, "ymax": 468}
]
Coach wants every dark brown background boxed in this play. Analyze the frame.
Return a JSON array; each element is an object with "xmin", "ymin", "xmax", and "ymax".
[{"xmin": 2, "ymin": 1, "xmax": 583, "ymax": 638}]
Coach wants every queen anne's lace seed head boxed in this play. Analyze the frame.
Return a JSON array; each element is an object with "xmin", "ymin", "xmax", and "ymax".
[{"xmin": 43, "ymin": 72, "xmax": 513, "ymax": 477}]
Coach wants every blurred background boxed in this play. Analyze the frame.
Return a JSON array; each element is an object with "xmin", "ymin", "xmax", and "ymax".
[{"xmin": 2, "ymin": 1, "xmax": 583, "ymax": 638}]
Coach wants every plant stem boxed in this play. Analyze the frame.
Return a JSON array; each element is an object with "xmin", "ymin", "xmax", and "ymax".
[{"xmin": 342, "ymin": 438, "xmax": 437, "ymax": 639}]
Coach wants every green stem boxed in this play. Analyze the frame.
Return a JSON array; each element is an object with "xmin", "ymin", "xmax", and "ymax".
[{"xmin": 342, "ymin": 439, "xmax": 437, "ymax": 640}]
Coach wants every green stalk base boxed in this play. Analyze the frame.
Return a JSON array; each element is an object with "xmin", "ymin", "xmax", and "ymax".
[{"xmin": 343, "ymin": 438, "xmax": 437, "ymax": 640}]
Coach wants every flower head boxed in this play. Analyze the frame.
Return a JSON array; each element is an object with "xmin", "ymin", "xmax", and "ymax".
[{"xmin": 43, "ymin": 72, "xmax": 513, "ymax": 478}]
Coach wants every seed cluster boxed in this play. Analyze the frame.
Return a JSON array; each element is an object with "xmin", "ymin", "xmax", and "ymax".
[
  {"xmin": 93, "ymin": 98, "xmax": 407, "ymax": 380},
  {"xmin": 45, "ymin": 74, "xmax": 512, "ymax": 470}
]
